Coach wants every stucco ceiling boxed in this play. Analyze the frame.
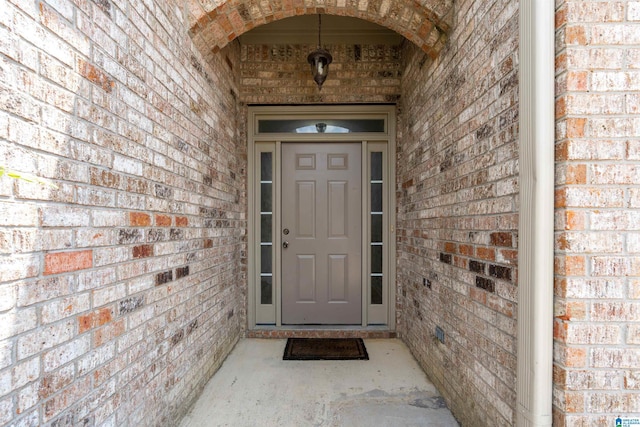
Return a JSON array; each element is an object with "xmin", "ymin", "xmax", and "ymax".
[{"xmin": 237, "ymin": 15, "xmax": 404, "ymax": 46}]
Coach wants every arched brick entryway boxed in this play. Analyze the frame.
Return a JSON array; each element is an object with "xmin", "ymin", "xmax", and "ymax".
[
  {"xmin": 187, "ymin": 1, "xmax": 519, "ymax": 425},
  {"xmin": 186, "ymin": 0, "xmax": 452, "ymax": 59}
]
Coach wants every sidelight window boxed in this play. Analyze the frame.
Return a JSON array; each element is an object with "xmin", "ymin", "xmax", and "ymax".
[
  {"xmin": 256, "ymin": 145, "xmax": 277, "ymax": 325},
  {"xmin": 370, "ymin": 151, "xmax": 384, "ymax": 305},
  {"xmin": 260, "ymin": 152, "xmax": 274, "ymax": 305}
]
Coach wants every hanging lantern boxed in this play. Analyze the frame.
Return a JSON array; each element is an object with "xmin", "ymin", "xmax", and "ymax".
[{"xmin": 307, "ymin": 15, "xmax": 332, "ymax": 90}]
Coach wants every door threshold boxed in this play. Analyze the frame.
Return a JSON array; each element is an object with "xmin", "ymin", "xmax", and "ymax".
[{"xmin": 246, "ymin": 326, "xmax": 396, "ymax": 339}]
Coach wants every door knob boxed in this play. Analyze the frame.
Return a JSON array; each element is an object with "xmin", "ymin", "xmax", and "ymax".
[{"xmin": 283, "ymin": 241, "xmax": 289, "ymax": 249}]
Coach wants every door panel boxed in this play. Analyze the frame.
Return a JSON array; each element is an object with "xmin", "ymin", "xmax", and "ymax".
[
  {"xmin": 328, "ymin": 254, "xmax": 348, "ymax": 302},
  {"xmin": 296, "ymin": 255, "xmax": 316, "ymax": 301},
  {"xmin": 328, "ymin": 181, "xmax": 348, "ymax": 237},
  {"xmin": 282, "ymin": 143, "xmax": 362, "ymax": 324},
  {"xmin": 296, "ymin": 181, "xmax": 316, "ymax": 238}
]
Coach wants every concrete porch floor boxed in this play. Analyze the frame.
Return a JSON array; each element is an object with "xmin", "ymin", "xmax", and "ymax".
[{"xmin": 179, "ymin": 339, "xmax": 459, "ymax": 427}]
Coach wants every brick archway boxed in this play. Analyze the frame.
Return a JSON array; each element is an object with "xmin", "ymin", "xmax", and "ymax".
[{"xmin": 187, "ymin": 0, "xmax": 452, "ymax": 60}]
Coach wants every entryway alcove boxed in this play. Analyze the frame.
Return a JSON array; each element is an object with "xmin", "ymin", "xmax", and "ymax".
[{"xmin": 188, "ymin": 3, "xmax": 533, "ymax": 424}]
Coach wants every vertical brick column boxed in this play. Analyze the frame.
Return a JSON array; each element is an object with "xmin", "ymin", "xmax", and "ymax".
[{"xmin": 554, "ymin": 1, "xmax": 640, "ymax": 425}]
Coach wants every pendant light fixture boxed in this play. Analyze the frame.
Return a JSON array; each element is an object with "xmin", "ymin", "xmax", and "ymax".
[{"xmin": 307, "ymin": 14, "xmax": 332, "ymax": 90}]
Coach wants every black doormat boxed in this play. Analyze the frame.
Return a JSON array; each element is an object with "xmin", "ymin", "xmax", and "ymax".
[{"xmin": 283, "ymin": 338, "xmax": 369, "ymax": 360}]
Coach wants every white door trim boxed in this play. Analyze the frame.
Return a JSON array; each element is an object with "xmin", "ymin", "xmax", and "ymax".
[{"xmin": 247, "ymin": 105, "xmax": 397, "ymax": 330}]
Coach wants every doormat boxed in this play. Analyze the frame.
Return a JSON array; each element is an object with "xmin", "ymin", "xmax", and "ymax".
[{"xmin": 283, "ymin": 338, "xmax": 369, "ymax": 360}]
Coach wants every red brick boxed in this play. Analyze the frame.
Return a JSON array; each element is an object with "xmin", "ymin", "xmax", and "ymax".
[
  {"xmin": 553, "ymin": 365, "xmax": 567, "ymax": 389},
  {"xmin": 129, "ymin": 212, "xmax": 151, "ymax": 226},
  {"xmin": 565, "ymin": 164, "xmax": 587, "ymax": 185},
  {"xmin": 554, "ymin": 318, "xmax": 568, "ymax": 341},
  {"xmin": 564, "ymin": 392, "xmax": 585, "ymax": 413},
  {"xmin": 402, "ymin": 179, "xmax": 414, "ymax": 189},
  {"xmin": 97, "ymin": 308, "xmax": 112, "ymax": 326},
  {"xmin": 566, "ymin": 118, "xmax": 587, "ymax": 138},
  {"xmin": 459, "ymin": 244, "xmax": 473, "ymax": 256},
  {"xmin": 175, "ymin": 216, "xmax": 188, "ymax": 227},
  {"xmin": 156, "ymin": 214, "xmax": 172, "ymax": 226},
  {"xmin": 556, "ymin": 96, "xmax": 567, "ymax": 118},
  {"xmin": 78, "ymin": 314, "xmax": 93, "ymax": 334},
  {"xmin": 566, "ymin": 71, "xmax": 588, "ymax": 92},
  {"xmin": 132, "ymin": 244, "xmax": 153, "ymax": 259},
  {"xmin": 564, "ymin": 211, "xmax": 585, "ymax": 231},
  {"xmin": 44, "ymin": 251, "xmax": 92, "ymax": 276},
  {"xmin": 565, "ymin": 25, "xmax": 587, "ymax": 45},
  {"xmin": 78, "ymin": 60, "xmax": 114, "ymax": 93},
  {"xmin": 476, "ymin": 247, "xmax": 496, "ymax": 261},
  {"xmin": 555, "ymin": 188, "xmax": 568, "ymax": 208},
  {"xmin": 556, "ymin": 5, "xmax": 567, "ymax": 28},
  {"xmin": 555, "ymin": 255, "xmax": 586, "ymax": 276},
  {"xmin": 497, "ymin": 249, "xmax": 518, "ymax": 265},
  {"xmin": 566, "ymin": 348, "xmax": 587, "ymax": 368},
  {"xmin": 556, "ymin": 141, "xmax": 569, "ymax": 161},
  {"xmin": 557, "ymin": 301, "xmax": 588, "ymax": 321},
  {"xmin": 490, "ymin": 232, "xmax": 512, "ymax": 247},
  {"xmin": 78, "ymin": 308, "xmax": 113, "ymax": 333}
]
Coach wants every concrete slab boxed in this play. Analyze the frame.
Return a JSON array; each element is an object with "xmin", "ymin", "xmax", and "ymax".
[{"xmin": 179, "ymin": 339, "xmax": 459, "ymax": 427}]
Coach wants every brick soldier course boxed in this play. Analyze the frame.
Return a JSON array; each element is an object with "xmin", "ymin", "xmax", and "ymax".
[{"xmin": 0, "ymin": 0, "xmax": 638, "ymax": 426}]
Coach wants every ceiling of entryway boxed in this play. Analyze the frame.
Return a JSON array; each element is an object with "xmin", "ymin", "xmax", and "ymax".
[{"xmin": 238, "ymin": 15, "xmax": 404, "ymax": 45}]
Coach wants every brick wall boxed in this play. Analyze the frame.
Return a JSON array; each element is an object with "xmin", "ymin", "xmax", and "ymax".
[
  {"xmin": 396, "ymin": 0, "xmax": 519, "ymax": 425},
  {"xmin": 0, "ymin": 0, "xmax": 245, "ymax": 425},
  {"xmin": 240, "ymin": 43, "xmax": 402, "ymax": 104},
  {"xmin": 554, "ymin": 1, "xmax": 640, "ymax": 425},
  {"xmin": 2, "ymin": 0, "xmax": 638, "ymax": 425}
]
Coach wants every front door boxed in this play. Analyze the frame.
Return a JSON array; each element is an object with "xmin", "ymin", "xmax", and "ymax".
[{"xmin": 281, "ymin": 143, "xmax": 362, "ymax": 324}]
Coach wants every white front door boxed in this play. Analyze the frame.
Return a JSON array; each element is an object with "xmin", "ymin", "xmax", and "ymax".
[{"xmin": 281, "ymin": 143, "xmax": 362, "ymax": 324}]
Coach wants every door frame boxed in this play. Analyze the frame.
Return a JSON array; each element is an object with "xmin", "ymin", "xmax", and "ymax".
[{"xmin": 247, "ymin": 105, "xmax": 397, "ymax": 330}]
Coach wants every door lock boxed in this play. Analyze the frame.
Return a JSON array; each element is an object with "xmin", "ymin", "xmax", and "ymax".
[{"xmin": 283, "ymin": 228, "xmax": 290, "ymax": 235}]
